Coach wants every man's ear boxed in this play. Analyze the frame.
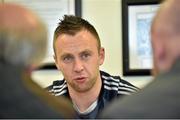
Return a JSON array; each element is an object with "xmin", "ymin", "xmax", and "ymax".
[
  {"xmin": 99, "ymin": 47, "xmax": 105, "ymax": 66},
  {"xmin": 53, "ymin": 54, "xmax": 60, "ymax": 70}
]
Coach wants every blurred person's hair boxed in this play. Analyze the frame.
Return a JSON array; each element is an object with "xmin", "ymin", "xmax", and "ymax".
[{"xmin": 0, "ymin": 5, "xmax": 47, "ymax": 67}]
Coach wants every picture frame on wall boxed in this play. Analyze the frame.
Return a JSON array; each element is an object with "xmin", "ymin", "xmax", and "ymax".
[
  {"xmin": 122, "ymin": 0, "xmax": 161, "ymax": 76},
  {"xmin": 4, "ymin": 0, "xmax": 82, "ymax": 69}
]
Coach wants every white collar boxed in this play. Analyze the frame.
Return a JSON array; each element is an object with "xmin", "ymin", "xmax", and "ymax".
[{"xmin": 73, "ymin": 99, "xmax": 98, "ymax": 115}]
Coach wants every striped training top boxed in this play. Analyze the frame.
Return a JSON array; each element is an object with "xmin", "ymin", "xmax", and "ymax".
[{"xmin": 47, "ymin": 71, "xmax": 139, "ymax": 119}]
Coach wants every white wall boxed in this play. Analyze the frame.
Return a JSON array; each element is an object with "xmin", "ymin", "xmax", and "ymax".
[
  {"xmin": 0, "ymin": 0, "xmax": 153, "ymax": 88},
  {"xmin": 32, "ymin": 0, "xmax": 153, "ymax": 89}
]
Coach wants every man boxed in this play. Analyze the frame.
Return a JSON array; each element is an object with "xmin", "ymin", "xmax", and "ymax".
[
  {"xmin": 0, "ymin": 3, "xmax": 75, "ymax": 118},
  {"xmin": 100, "ymin": 0, "xmax": 180, "ymax": 118},
  {"xmin": 48, "ymin": 15, "xmax": 139, "ymax": 119}
]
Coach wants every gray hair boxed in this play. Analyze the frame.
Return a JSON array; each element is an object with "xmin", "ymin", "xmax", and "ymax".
[
  {"xmin": 0, "ymin": 4, "xmax": 47, "ymax": 67},
  {"xmin": 0, "ymin": 28, "xmax": 47, "ymax": 67}
]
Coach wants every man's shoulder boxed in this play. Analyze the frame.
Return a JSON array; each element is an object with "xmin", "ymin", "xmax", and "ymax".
[
  {"xmin": 100, "ymin": 71, "xmax": 139, "ymax": 96},
  {"xmin": 100, "ymin": 70, "xmax": 122, "ymax": 83},
  {"xmin": 47, "ymin": 79, "xmax": 68, "ymax": 96}
]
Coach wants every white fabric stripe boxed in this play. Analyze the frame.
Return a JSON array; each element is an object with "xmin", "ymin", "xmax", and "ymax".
[
  {"xmin": 118, "ymin": 91, "xmax": 131, "ymax": 95},
  {"xmin": 104, "ymin": 85, "xmax": 118, "ymax": 91},
  {"xmin": 104, "ymin": 85, "xmax": 136, "ymax": 93},
  {"xmin": 119, "ymin": 82, "xmax": 139, "ymax": 91},
  {"xmin": 102, "ymin": 75, "xmax": 119, "ymax": 82},
  {"xmin": 104, "ymin": 80, "xmax": 119, "ymax": 87},
  {"xmin": 53, "ymin": 82, "xmax": 66, "ymax": 89},
  {"xmin": 118, "ymin": 86, "xmax": 137, "ymax": 92},
  {"xmin": 103, "ymin": 76, "xmax": 138, "ymax": 91},
  {"xmin": 53, "ymin": 84, "xmax": 67, "ymax": 93},
  {"xmin": 55, "ymin": 90, "xmax": 67, "ymax": 96},
  {"xmin": 48, "ymin": 89, "xmax": 54, "ymax": 93}
]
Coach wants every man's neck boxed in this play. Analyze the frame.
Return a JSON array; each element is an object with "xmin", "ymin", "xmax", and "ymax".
[{"xmin": 68, "ymin": 75, "xmax": 102, "ymax": 112}]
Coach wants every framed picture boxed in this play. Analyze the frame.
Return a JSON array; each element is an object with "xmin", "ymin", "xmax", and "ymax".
[
  {"xmin": 122, "ymin": 0, "xmax": 161, "ymax": 76},
  {"xmin": 3, "ymin": 0, "xmax": 82, "ymax": 69}
]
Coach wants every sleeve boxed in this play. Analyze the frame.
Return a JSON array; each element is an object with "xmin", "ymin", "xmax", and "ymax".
[
  {"xmin": 118, "ymin": 77, "xmax": 140, "ymax": 95},
  {"xmin": 45, "ymin": 82, "xmax": 55, "ymax": 95}
]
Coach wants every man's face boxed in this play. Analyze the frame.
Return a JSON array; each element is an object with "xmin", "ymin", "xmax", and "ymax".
[{"xmin": 54, "ymin": 30, "xmax": 104, "ymax": 92}]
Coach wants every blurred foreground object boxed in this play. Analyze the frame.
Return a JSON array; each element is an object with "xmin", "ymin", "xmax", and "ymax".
[
  {"xmin": 0, "ymin": 3, "xmax": 75, "ymax": 118},
  {"xmin": 100, "ymin": 0, "xmax": 180, "ymax": 118}
]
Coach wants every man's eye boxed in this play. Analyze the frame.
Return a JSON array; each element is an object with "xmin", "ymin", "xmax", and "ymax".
[
  {"xmin": 81, "ymin": 53, "xmax": 90, "ymax": 60},
  {"xmin": 63, "ymin": 56, "xmax": 73, "ymax": 63}
]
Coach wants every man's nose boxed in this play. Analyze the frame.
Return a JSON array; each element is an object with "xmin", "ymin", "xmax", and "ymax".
[{"xmin": 73, "ymin": 58, "xmax": 84, "ymax": 73}]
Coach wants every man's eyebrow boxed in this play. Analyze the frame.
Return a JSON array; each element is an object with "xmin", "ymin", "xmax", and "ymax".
[
  {"xmin": 80, "ymin": 49, "xmax": 92, "ymax": 54},
  {"xmin": 60, "ymin": 53, "xmax": 73, "ymax": 59}
]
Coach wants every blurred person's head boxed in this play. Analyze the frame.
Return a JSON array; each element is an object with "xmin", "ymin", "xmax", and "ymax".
[
  {"xmin": 151, "ymin": 0, "xmax": 180, "ymax": 75},
  {"xmin": 0, "ymin": 3, "xmax": 47, "ymax": 70},
  {"xmin": 53, "ymin": 15, "xmax": 105, "ymax": 93},
  {"xmin": 0, "ymin": 4, "xmax": 76, "ymax": 118}
]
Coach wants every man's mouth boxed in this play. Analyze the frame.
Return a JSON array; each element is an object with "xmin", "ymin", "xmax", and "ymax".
[{"xmin": 74, "ymin": 77, "xmax": 87, "ymax": 83}]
